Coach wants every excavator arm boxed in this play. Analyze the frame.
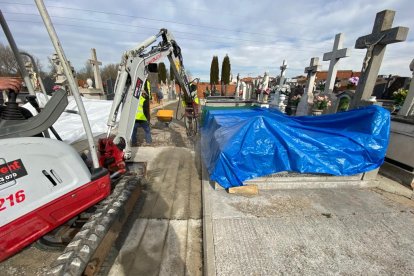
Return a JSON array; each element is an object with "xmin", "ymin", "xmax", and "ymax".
[{"xmin": 103, "ymin": 29, "xmax": 193, "ymax": 162}]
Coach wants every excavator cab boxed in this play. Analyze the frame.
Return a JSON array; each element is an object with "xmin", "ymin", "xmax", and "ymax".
[
  {"xmin": 0, "ymin": 88, "xmax": 111, "ymax": 262},
  {"xmin": 0, "ymin": 7, "xmax": 111, "ymax": 262}
]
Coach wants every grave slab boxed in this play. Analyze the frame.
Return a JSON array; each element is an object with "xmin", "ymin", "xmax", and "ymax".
[{"xmin": 296, "ymin": 57, "xmax": 321, "ymax": 115}]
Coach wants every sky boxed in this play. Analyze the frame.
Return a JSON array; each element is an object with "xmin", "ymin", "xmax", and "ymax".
[{"xmin": 0, "ymin": 0, "xmax": 413, "ymax": 82}]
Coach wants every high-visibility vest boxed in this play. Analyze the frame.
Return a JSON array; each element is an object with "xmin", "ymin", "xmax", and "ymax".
[
  {"xmin": 135, "ymin": 95, "xmax": 147, "ymax": 121},
  {"xmin": 145, "ymin": 80, "xmax": 151, "ymax": 94},
  {"xmin": 192, "ymin": 90, "xmax": 199, "ymax": 105}
]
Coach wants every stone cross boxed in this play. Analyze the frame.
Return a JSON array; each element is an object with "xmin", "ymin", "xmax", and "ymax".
[
  {"xmin": 235, "ymin": 73, "xmax": 240, "ymax": 100},
  {"xmin": 398, "ymin": 59, "xmax": 414, "ymax": 116},
  {"xmin": 52, "ymin": 53, "xmax": 76, "ymax": 95},
  {"xmin": 241, "ymin": 81, "xmax": 247, "ymax": 100},
  {"xmin": 296, "ymin": 57, "xmax": 321, "ymax": 116},
  {"xmin": 24, "ymin": 60, "xmax": 38, "ymax": 91},
  {"xmin": 169, "ymin": 79, "xmax": 176, "ymax": 100},
  {"xmin": 89, "ymin": 48, "xmax": 103, "ymax": 90},
  {"xmin": 350, "ymin": 10, "xmax": 409, "ymax": 108},
  {"xmin": 253, "ymin": 78, "xmax": 260, "ymax": 100},
  {"xmin": 246, "ymin": 83, "xmax": 252, "ymax": 100},
  {"xmin": 260, "ymin": 72, "xmax": 270, "ymax": 102},
  {"xmin": 323, "ymin": 33, "xmax": 349, "ymax": 94},
  {"xmin": 279, "ymin": 60, "xmax": 288, "ymax": 86}
]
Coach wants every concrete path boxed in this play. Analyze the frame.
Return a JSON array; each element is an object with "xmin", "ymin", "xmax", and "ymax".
[
  {"xmin": 203, "ymin": 176, "xmax": 414, "ymax": 275},
  {"xmin": 99, "ymin": 100, "xmax": 204, "ymax": 275},
  {"xmin": 108, "ymin": 146, "xmax": 202, "ymax": 275}
]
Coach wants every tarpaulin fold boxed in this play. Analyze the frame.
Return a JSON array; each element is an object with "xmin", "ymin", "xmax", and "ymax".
[{"xmin": 201, "ymin": 105, "xmax": 390, "ymax": 188}]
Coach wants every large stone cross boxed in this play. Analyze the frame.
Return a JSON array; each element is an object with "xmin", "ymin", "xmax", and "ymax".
[
  {"xmin": 323, "ymin": 33, "xmax": 349, "ymax": 94},
  {"xmin": 296, "ymin": 57, "xmax": 321, "ymax": 115},
  {"xmin": 350, "ymin": 10, "xmax": 409, "ymax": 108},
  {"xmin": 279, "ymin": 60, "xmax": 288, "ymax": 86},
  {"xmin": 89, "ymin": 48, "xmax": 103, "ymax": 90}
]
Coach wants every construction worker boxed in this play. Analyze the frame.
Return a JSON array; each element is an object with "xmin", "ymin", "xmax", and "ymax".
[
  {"xmin": 190, "ymin": 83, "xmax": 199, "ymax": 115},
  {"xmin": 190, "ymin": 84, "xmax": 199, "ymax": 104},
  {"xmin": 131, "ymin": 79, "xmax": 152, "ymax": 146}
]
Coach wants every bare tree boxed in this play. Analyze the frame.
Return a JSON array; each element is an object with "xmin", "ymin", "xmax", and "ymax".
[
  {"xmin": 47, "ymin": 56, "xmax": 57, "ymax": 77},
  {"xmin": 0, "ymin": 43, "xmax": 18, "ymax": 76},
  {"xmin": 34, "ymin": 56, "xmax": 45, "ymax": 77},
  {"xmin": 101, "ymin": 63, "xmax": 119, "ymax": 81},
  {"xmin": 76, "ymin": 61, "xmax": 93, "ymax": 80}
]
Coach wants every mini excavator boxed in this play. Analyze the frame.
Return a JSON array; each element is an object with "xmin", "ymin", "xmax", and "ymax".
[{"xmin": 0, "ymin": 1, "xmax": 197, "ymax": 274}]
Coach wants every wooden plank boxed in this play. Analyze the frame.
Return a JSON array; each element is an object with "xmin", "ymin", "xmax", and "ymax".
[{"xmin": 228, "ymin": 185, "xmax": 258, "ymax": 195}]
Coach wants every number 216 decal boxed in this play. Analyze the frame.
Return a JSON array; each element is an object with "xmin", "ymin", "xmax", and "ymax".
[{"xmin": 0, "ymin": 190, "xmax": 26, "ymax": 212}]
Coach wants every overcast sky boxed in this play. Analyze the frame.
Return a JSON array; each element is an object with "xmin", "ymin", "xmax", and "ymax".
[{"xmin": 1, "ymin": 0, "xmax": 413, "ymax": 81}]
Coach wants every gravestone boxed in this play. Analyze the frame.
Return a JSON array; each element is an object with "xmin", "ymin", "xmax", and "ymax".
[
  {"xmin": 79, "ymin": 48, "xmax": 106, "ymax": 99},
  {"xmin": 88, "ymin": 48, "xmax": 103, "ymax": 90},
  {"xmin": 51, "ymin": 53, "xmax": 76, "ymax": 95},
  {"xmin": 271, "ymin": 84, "xmax": 290, "ymax": 113},
  {"xmin": 350, "ymin": 10, "xmax": 409, "ymax": 108},
  {"xmin": 323, "ymin": 33, "xmax": 349, "ymax": 94},
  {"xmin": 259, "ymin": 72, "xmax": 270, "ymax": 102},
  {"xmin": 246, "ymin": 83, "xmax": 252, "ymax": 100},
  {"xmin": 296, "ymin": 57, "xmax": 321, "ymax": 116},
  {"xmin": 160, "ymin": 81, "xmax": 168, "ymax": 100},
  {"xmin": 235, "ymin": 73, "xmax": 240, "ymax": 100},
  {"xmin": 381, "ymin": 59, "xmax": 414, "ymax": 187},
  {"xmin": 24, "ymin": 60, "xmax": 39, "ymax": 92},
  {"xmin": 398, "ymin": 59, "xmax": 414, "ymax": 116},
  {"xmin": 323, "ymin": 33, "xmax": 350, "ymax": 113},
  {"xmin": 271, "ymin": 60, "xmax": 290, "ymax": 111},
  {"xmin": 169, "ymin": 79, "xmax": 177, "ymax": 100},
  {"xmin": 241, "ymin": 81, "xmax": 247, "ymax": 100},
  {"xmin": 279, "ymin": 60, "xmax": 288, "ymax": 86}
]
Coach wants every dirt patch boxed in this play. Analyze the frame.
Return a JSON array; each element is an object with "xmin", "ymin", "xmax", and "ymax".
[
  {"xmin": 229, "ymin": 193, "xmax": 313, "ymax": 217},
  {"xmin": 0, "ymin": 246, "xmax": 61, "ymax": 276}
]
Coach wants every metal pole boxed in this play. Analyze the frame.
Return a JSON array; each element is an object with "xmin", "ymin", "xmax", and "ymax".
[
  {"xmin": 20, "ymin": 51, "xmax": 48, "ymax": 99},
  {"xmin": 0, "ymin": 10, "xmax": 35, "ymax": 95},
  {"xmin": 34, "ymin": 0, "xmax": 100, "ymax": 169}
]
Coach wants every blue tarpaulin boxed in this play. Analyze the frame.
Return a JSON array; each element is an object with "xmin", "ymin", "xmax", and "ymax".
[{"xmin": 201, "ymin": 105, "xmax": 390, "ymax": 188}]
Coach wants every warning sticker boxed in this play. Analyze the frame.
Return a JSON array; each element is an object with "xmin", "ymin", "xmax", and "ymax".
[
  {"xmin": 0, "ymin": 159, "xmax": 28, "ymax": 185},
  {"xmin": 133, "ymin": 77, "xmax": 143, "ymax": 99}
]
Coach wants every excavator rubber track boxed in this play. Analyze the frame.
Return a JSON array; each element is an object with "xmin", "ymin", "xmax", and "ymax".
[{"xmin": 47, "ymin": 169, "xmax": 143, "ymax": 276}]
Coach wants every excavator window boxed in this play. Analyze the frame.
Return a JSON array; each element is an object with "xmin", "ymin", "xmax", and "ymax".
[{"xmin": 147, "ymin": 63, "xmax": 158, "ymax": 73}]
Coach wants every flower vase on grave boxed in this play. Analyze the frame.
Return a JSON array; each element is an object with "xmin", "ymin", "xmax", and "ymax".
[
  {"xmin": 86, "ymin": 78, "xmax": 93, "ymax": 89},
  {"xmin": 312, "ymin": 109, "xmax": 323, "ymax": 116},
  {"xmin": 278, "ymin": 94, "xmax": 287, "ymax": 113},
  {"xmin": 290, "ymin": 106, "xmax": 297, "ymax": 115}
]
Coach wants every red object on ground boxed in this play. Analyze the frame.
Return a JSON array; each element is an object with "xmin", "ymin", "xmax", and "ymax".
[
  {"xmin": 0, "ymin": 174, "xmax": 110, "ymax": 262},
  {"xmin": 98, "ymin": 137, "xmax": 126, "ymax": 175}
]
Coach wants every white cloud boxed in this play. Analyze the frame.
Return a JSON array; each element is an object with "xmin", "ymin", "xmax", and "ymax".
[{"xmin": 0, "ymin": 0, "xmax": 412, "ymax": 82}]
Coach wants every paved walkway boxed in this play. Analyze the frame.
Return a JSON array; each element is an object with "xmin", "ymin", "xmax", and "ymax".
[
  {"xmin": 107, "ymin": 100, "xmax": 203, "ymax": 275},
  {"xmin": 203, "ymin": 173, "xmax": 414, "ymax": 275}
]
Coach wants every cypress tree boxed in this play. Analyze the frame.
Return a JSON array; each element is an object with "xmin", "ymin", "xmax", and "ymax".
[
  {"xmin": 170, "ymin": 63, "xmax": 175, "ymax": 80},
  {"xmin": 221, "ymin": 54, "xmax": 231, "ymax": 85},
  {"xmin": 158, "ymin": 62, "xmax": 167, "ymax": 84},
  {"xmin": 210, "ymin": 56, "xmax": 219, "ymax": 85}
]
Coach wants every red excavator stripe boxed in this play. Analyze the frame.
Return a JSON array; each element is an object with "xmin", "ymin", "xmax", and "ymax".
[{"xmin": 0, "ymin": 173, "xmax": 110, "ymax": 262}]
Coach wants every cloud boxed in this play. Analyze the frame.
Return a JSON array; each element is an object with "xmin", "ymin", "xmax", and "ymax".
[{"xmin": 1, "ymin": 0, "xmax": 412, "ymax": 82}]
